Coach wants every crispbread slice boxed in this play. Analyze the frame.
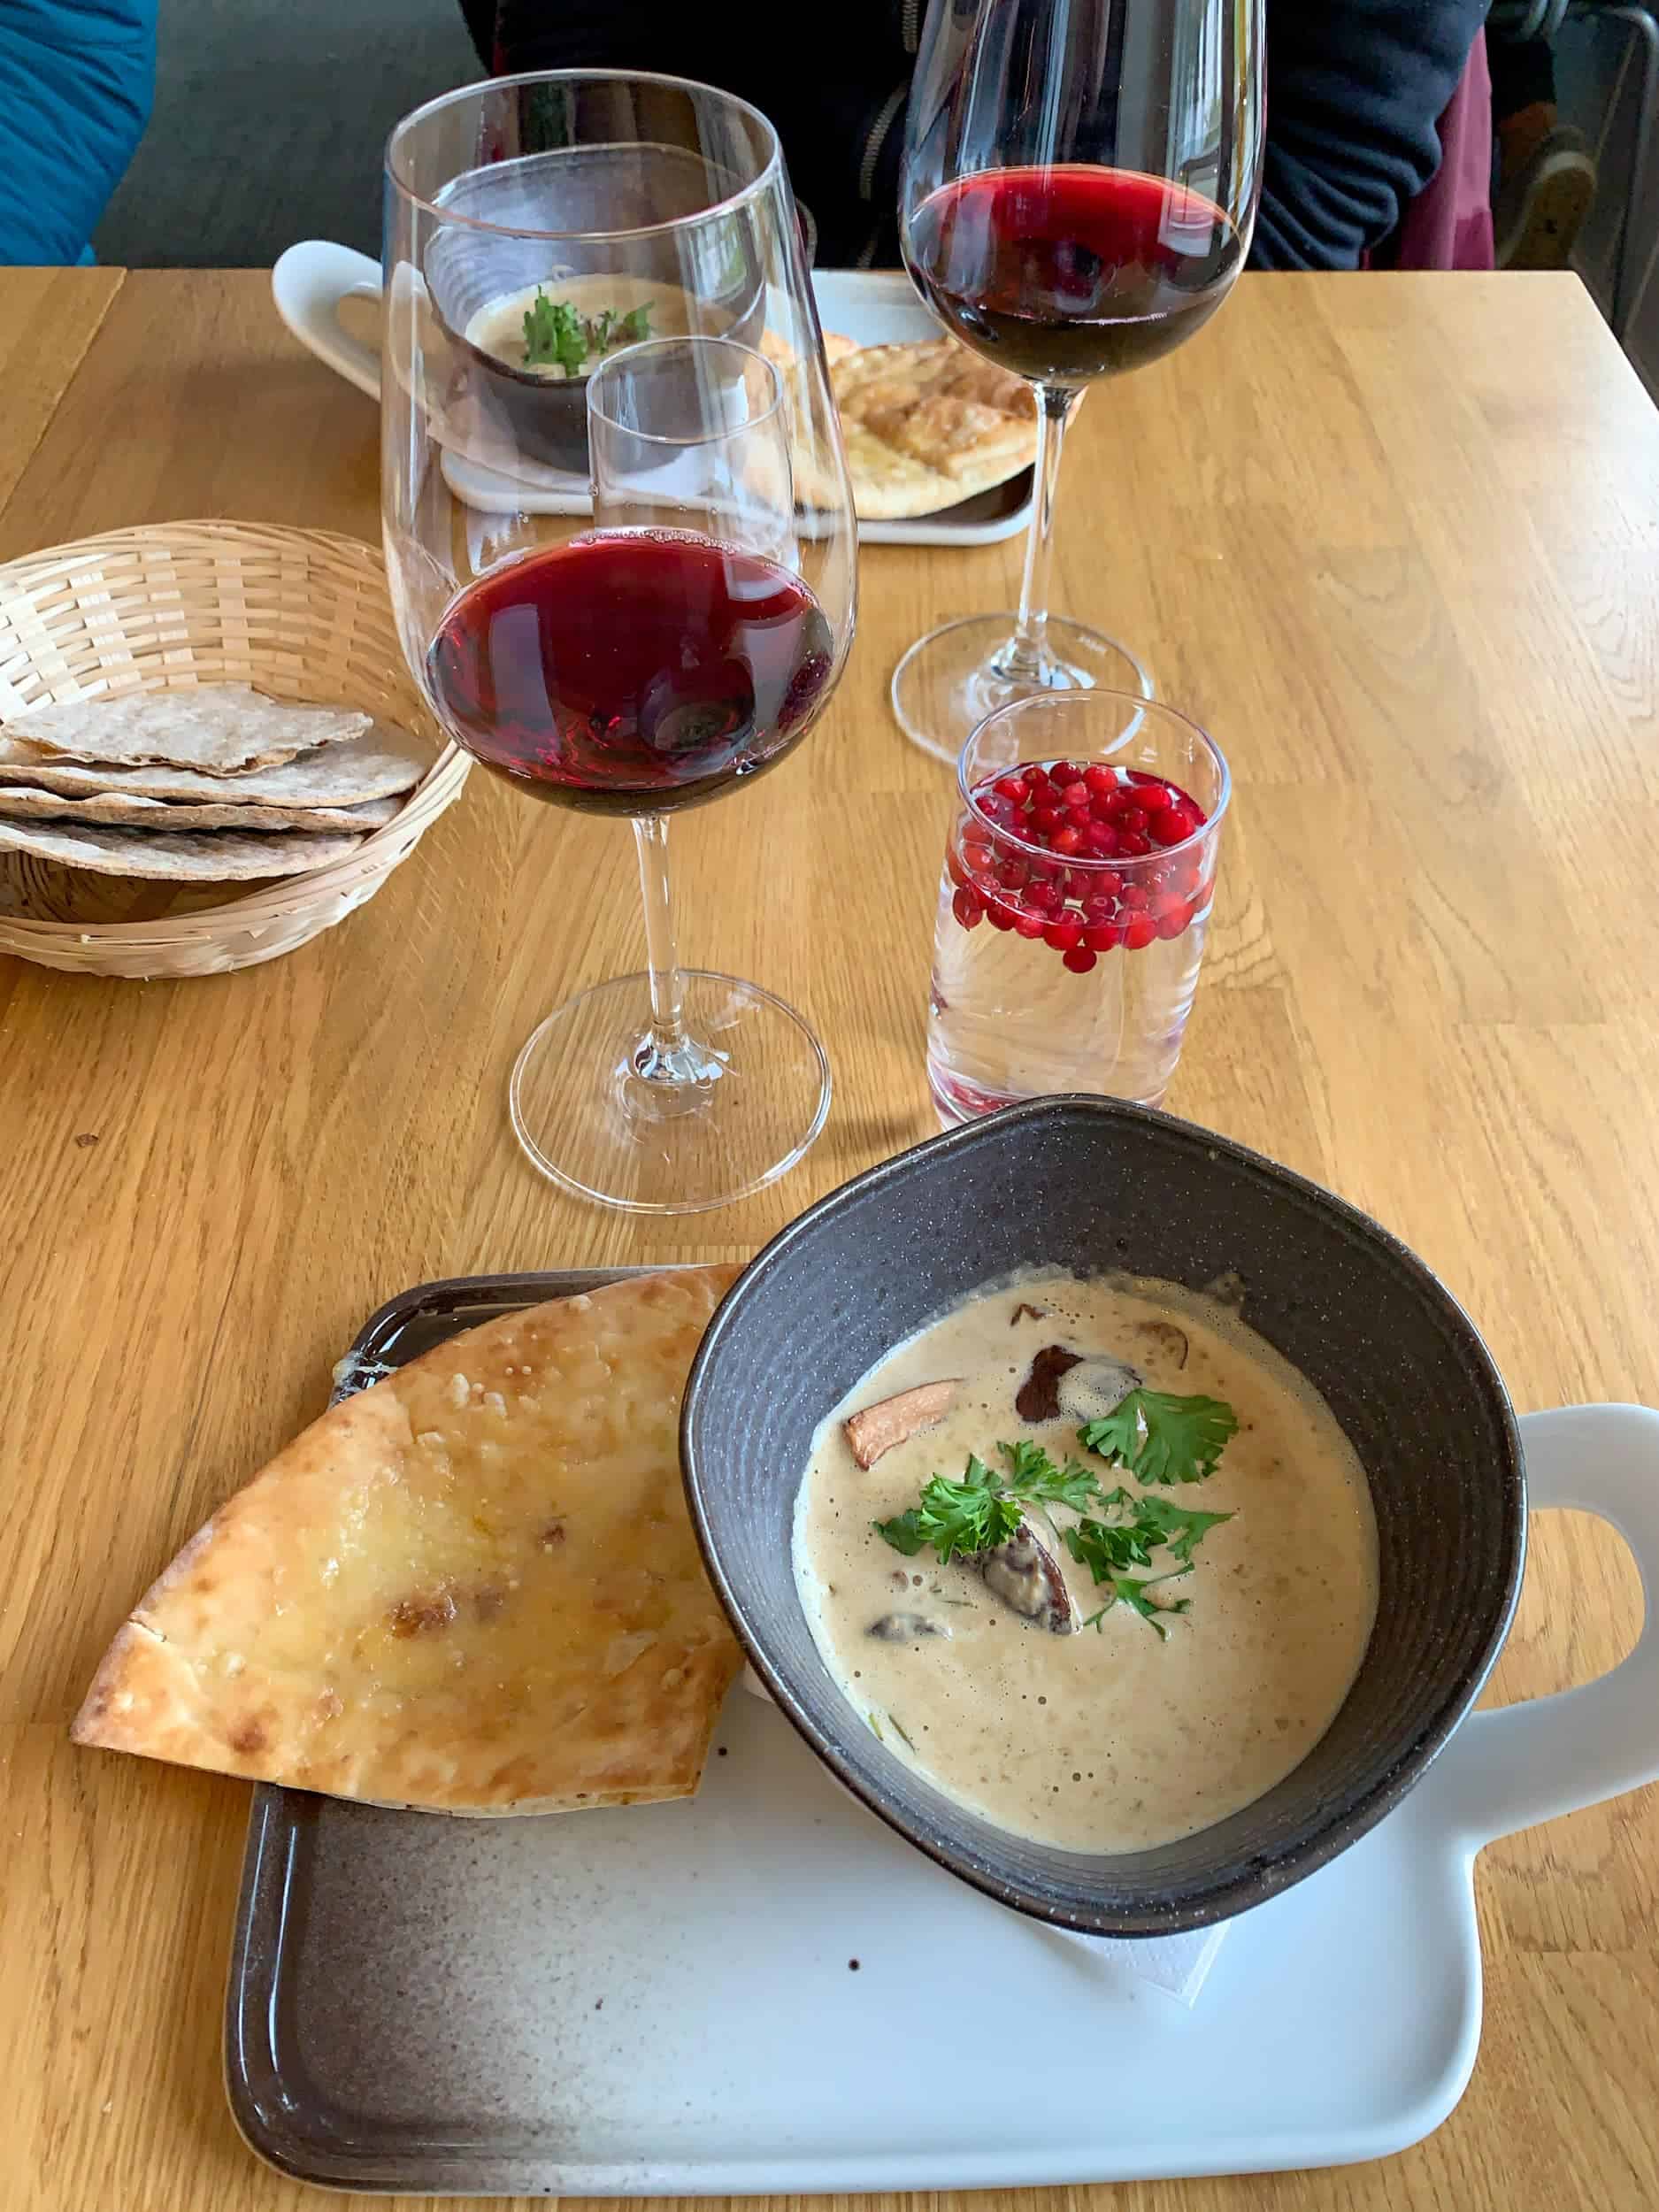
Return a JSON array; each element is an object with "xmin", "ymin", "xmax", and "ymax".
[
  {"xmin": 0, "ymin": 818, "xmax": 366, "ymax": 879},
  {"xmin": 71, "ymin": 1267, "xmax": 743, "ymax": 1816},
  {"xmin": 0, "ymin": 785, "xmax": 398, "ymax": 833},
  {"xmin": 3, "ymin": 684, "xmax": 370, "ymax": 772},
  {"xmin": 0, "ymin": 722, "xmax": 426, "ymax": 806}
]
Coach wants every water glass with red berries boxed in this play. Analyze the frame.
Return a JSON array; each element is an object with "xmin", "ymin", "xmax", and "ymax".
[{"xmin": 930, "ymin": 693, "xmax": 1228, "ymax": 1120}]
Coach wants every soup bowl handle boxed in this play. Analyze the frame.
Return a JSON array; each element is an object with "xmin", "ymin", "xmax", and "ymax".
[
  {"xmin": 273, "ymin": 241, "xmax": 383, "ymax": 402},
  {"xmin": 1425, "ymin": 1402, "xmax": 1659, "ymax": 1852}
]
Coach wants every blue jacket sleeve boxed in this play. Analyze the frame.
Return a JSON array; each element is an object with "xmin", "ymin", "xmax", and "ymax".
[
  {"xmin": 1250, "ymin": 0, "xmax": 1488, "ymax": 270},
  {"xmin": 0, "ymin": 0, "xmax": 157, "ymax": 265}
]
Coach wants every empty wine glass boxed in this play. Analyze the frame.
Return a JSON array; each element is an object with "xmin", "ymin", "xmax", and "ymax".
[
  {"xmin": 380, "ymin": 73, "xmax": 857, "ymax": 1212},
  {"xmin": 892, "ymin": 0, "xmax": 1264, "ymax": 764}
]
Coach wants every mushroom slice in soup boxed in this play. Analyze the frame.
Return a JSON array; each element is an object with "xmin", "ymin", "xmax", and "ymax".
[
  {"xmin": 844, "ymin": 1379, "xmax": 959, "ymax": 1468},
  {"xmin": 976, "ymin": 1519, "xmax": 1076, "ymax": 1633},
  {"xmin": 1126, "ymin": 1319, "xmax": 1190, "ymax": 1369},
  {"xmin": 1015, "ymin": 1344, "xmax": 1141, "ymax": 1422},
  {"xmin": 867, "ymin": 1611, "xmax": 952, "ymax": 1642}
]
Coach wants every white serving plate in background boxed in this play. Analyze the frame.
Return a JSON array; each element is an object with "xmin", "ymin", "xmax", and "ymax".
[
  {"xmin": 227, "ymin": 1394, "xmax": 1659, "ymax": 2194},
  {"xmin": 273, "ymin": 242, "xmax": 1033, "ymax": 548}
]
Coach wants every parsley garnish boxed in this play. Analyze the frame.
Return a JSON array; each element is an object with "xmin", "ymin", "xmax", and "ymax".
[
  {"xmin": 521, "ymin": 290, "xmax": 654, "ymax": 375},
  {"xmin": 1062, "ymin": 1486, "xmax": 1232, "ymax": 1584},
  {"xmin": 522, "ymin": 292, "xmax": 586, "ymax": 375},
  {"xmin": 585, "ymin": 302, "xmax": 653, "ymax": 352},
  {"xmin": 1079, "ymin": 1390, "xmax": 1239, "ymax": 1486},
  {"xmin": 1079, "ymin": 1567, "xmax": 1194, "ymax": 1640},
  {"xmin": 1062, "ymin": 1502, "xmax": 1157, "ymax": 1578},
  {"xmin": 872, "ymin": 1452, "xmax": 1025, "ymax": 1564},
  {"xmin": 998, "ymin": 1438, "xmax": 1103, "ymax": 1511},
  {"xmin": 870, "ymin": 1385, "xmax": 1240, "ymax": 1637},
  {"xmin": 1128, "ymin": 1492, "xmax": 1234, "ymax": 1563},
  {"xmin": 872, "ymin": 1441, "xmax": 1102, "ymax": 1563}
]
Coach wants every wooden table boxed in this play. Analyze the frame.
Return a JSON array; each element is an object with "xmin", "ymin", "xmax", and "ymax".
[{"xmin": 4, "ymin": 267, "xmax": 1658, "ymax": 2211}]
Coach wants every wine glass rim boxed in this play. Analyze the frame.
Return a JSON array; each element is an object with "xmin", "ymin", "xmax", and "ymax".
[
  {"xmin": 587, "ymin": 335, "xmax": 785, "ymax": 446},
  {"xmin": 386, "ymin": 68, "xmax": 784, "ymax": 242},
  {"xmin": 956, "ymin": 689, "xmax": 1231, "ymax": 867}
]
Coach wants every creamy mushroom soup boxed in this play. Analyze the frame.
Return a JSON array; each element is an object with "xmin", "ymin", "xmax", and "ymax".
[
  {"xmin": 465, "ymin": 275, "xmax": 705, "ymax": 379},
  {"xmin": 792, "ymin": 1270, "xmax": 1379, "ymax": 1854}
]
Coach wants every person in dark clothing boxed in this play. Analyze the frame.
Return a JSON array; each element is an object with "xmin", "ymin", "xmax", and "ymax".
[
  {"xmin": 485, "ymin": 0, "xmax": 917, "ymax": 266},
  {"xmin": 478, "ymin": 0, "xmax": 1489, "ymax": 272},
  {"xmin": 1250, "ymin": 0, "xmax": 1489, "ymax": 265}
]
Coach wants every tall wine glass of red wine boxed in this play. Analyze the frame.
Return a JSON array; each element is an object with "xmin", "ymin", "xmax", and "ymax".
[
  {"xmin": 381, "ymin": 73, "xmax": 856, "ymax": 1211},
  {"xmin": 892, "ymin": 0, "xmax": 1263, "ymax": 764}
]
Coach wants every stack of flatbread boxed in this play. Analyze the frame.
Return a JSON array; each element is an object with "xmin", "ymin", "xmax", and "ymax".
[
  {"xmin": 73, "ymin": 1266, "xmax": 743, "ymax": 1814},
  {"xmin": 765, "ymin": 328, "xmax": 1038, "ymax": 520},
  {"xmin": 0, "ymin": 683, "xmax": 427, "ymax": 884}
]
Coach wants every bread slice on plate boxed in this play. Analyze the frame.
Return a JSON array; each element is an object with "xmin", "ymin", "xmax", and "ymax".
[
  {"xmin": 831, "ymin": 338, "xmax": 1038, "ymax": 518},
  {"xmin": 73, "ymin": 1267, "xmax": 743, "ymax": 1814}
]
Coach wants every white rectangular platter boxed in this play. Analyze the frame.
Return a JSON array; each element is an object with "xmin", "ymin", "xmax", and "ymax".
[{"xmin": 226, "ymin": 1271, "xmax": 1659, "ymax": 2195}]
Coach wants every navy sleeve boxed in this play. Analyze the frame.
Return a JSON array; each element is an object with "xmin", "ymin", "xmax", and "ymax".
[
  {"xmin": 0, "ymin": 0, "xmax": 156, "ymax": 265},
  {"xmin": 1250, "ymin": 0, "xmax": 1488, "ymax": 270}
]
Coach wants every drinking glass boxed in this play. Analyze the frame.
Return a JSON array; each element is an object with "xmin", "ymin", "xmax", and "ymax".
[
  {"xmin": 927, "ymin": 691, "xmax": 1228, "ymax": 1119},
  {"xmin": 892, "ymin": 0, "xmax": 1263, "ymax": 764},
  {"xmin": 380, "ymin": 73, "xmax": 857, "ymax": 1211}
]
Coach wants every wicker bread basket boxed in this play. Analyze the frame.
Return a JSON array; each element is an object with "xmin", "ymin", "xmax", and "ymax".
[{"xmin": 0, "ymin": 520, "xmax": 469, "ymax": 979}]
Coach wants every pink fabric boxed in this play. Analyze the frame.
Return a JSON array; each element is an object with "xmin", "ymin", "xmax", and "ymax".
[{"xmin": 1391, "ymin": 29, "xmax": 1495, "ymax": 271}]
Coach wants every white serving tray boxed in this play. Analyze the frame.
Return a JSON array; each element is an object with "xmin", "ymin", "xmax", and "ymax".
[
  {"xmin": 227, "ymin": 1400, "xmax": 1659, "ymax": 2196},
  {"xmin": 273, "ymin": 242, "xmax": 1033, "ymax": 546}
]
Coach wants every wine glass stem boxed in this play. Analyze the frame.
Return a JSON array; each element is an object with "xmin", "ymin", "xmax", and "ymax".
[
  {"xmin": 627, "ymin": 814, "xmax": 726, "ymax": 1094},
  {"xmin": 632, "ymin": 810, "xmax": 688, "ymax": 1071},
  {"xmin": 994, "ymin": 383, "xmax": 1082, "ymax": 686}
]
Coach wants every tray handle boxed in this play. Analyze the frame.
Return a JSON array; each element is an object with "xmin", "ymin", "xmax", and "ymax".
[
  {"xmin": 273, "ymin": 241, "xmax": 382, "ymax": 401},
  {"xmin": 1428, "ymin": 1403, "xmax": 1659, "ymax": 1850}
]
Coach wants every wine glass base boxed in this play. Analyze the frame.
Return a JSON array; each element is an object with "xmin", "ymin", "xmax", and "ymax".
[
  {"xmin": 890, "ymin": 613, "xmax": 1153, "ymax": 767},
  {"xmin": 508, "ymin": 968, "xmax": 831, "ymax": 1214}
]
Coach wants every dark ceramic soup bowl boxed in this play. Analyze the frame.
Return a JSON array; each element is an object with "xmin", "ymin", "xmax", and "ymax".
[
  {"xmin": 681, "ymin": 1095, "xmax": 1525, "ymax": 1937},
  {"xmin": 424, "ymin": 142, "xmax": 768, "ymax": 475}
]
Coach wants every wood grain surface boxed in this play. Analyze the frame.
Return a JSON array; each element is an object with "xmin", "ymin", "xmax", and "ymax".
[{"xmin": 3, "ymin": 269, "xmax": 1657, "ymax": 2212}]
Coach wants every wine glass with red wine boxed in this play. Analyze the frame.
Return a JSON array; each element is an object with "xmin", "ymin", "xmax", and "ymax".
[
  {"xmin": 381, "ymin": 73, "xmax": 856, "ymax": 1211},
  {"xmin": 892, "ymin": 0, "xmax": 1263, "ymax": 764}
]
